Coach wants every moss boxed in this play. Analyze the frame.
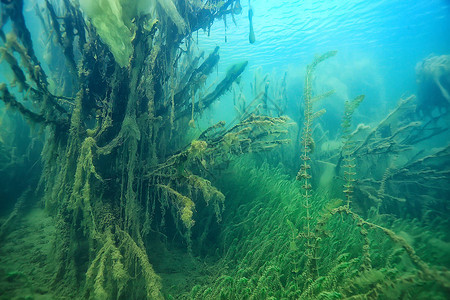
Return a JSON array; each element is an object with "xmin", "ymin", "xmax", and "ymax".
[
  {"xmin": 86, "ymin": 228, "xmax": 162, "ymax": 299},
  {"xmin": 69, "ymin": 136, "xmax": 102, "ymax": 236},
  {"xmin": 188, "ymin": 174, "xmax": 225, "ymax": 221},
  {"xmin": 188, "ymin": 140, "xmax": 208, "ymax": 160},
  {"xmin": 157, "ymin": 184, "xmax": 195, "ymax": 229}
]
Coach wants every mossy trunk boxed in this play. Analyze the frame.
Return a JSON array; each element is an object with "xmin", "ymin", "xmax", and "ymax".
[{"xmin": 1, "ymin": 0, "xmax": 246, "ymax": 298}]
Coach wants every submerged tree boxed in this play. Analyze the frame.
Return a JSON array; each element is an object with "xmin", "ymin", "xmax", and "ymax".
[{"xmin": 0, "ymin": 0, "xmax": 291, "ymax": 298}]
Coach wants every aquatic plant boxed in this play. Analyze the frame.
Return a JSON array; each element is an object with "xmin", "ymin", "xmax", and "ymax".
[
  {"xmin": 341, "ymin": 94, "xmax": 364, "ymax": 208},
  {"xmin": 187, "ymin": 52, "xmax": 450, "ymax": 299},
  {"xmin": 296, "ymin": 50, "xmax": 336, "ymax": 282}
]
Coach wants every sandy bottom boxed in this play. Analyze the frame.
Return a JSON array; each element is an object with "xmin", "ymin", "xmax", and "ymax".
[{"xmin": 0, "ymin": 206, "xmax": 56, "ymax": 300}]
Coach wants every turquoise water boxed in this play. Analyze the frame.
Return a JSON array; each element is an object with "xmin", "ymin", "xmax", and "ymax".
[
  {"xmin": 201, "ymin": 0, "xmax": 450, "ymax": 69},
  {"xmin": 197, "ymin": 0, "xmax": 450, "ymax": 133},
  {"xmin": 1, "ymin": 0, "xmax": 449, "ymax": 299}
]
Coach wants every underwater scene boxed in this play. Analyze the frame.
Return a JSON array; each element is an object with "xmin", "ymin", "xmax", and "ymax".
[{"xmin": 0, "ymin": 0, "xmax": 450, "ymax": 299}]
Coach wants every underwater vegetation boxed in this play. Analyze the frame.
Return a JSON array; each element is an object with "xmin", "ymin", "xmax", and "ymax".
[{"xmin": 0, "ymin": 0, "xmax": 449, "ymax": 299}]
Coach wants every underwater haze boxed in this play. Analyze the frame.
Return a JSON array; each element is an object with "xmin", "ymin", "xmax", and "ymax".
[{"xmin": 0, "ymin": 0, "xmax": 449, "ymax": 299}]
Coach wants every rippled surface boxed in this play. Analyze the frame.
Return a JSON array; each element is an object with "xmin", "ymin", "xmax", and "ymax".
[{"xmin": 198, "ymin": 0, "xmax": 450, "ymax": 70}]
